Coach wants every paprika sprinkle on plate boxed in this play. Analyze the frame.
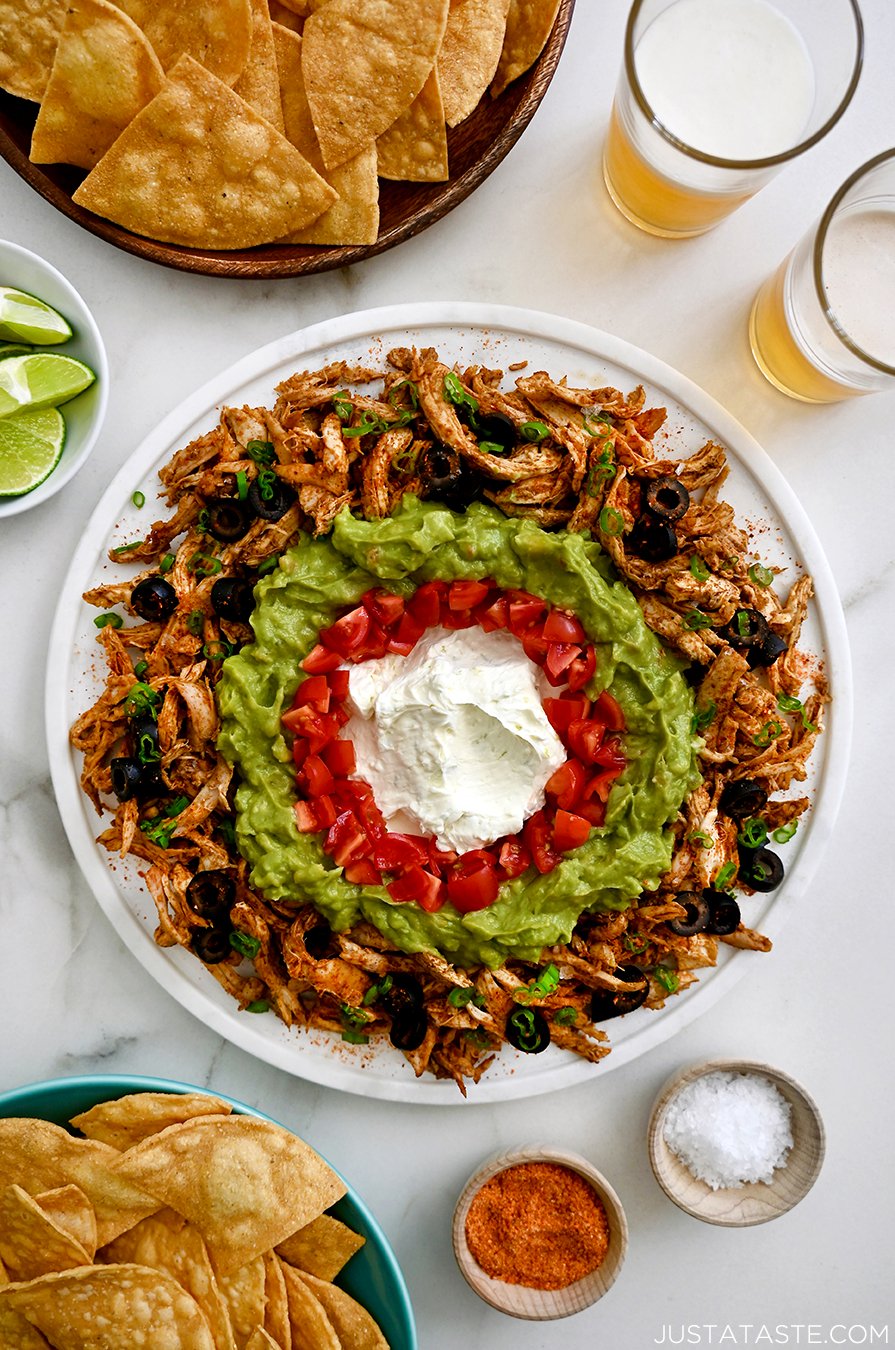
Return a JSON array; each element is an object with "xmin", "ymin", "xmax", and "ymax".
[{"xmin": 465, "ymin": 1161, "xmax": 609, "ymax": 1289}]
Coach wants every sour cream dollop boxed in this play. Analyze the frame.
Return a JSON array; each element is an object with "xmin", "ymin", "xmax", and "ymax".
[{"xmin": 344, "ymin": 627, "xmax": 567, "ymax": 853}]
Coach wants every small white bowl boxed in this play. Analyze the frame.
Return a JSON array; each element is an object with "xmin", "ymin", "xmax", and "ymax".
[
  {"xmin": 0, "ymin": 239, "xmax": 109, "ymax": 517},
  {"xmin": 452, "ymin": 1144, "xmax": 628, "ymax": 1320},
  {"xmin": 648, "ymin": 1059, "xmax": 825, "ymax": 1227}
]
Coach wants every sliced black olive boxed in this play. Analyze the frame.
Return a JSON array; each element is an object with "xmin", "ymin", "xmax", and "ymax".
[
  {"xmin": 738, "ymin": 846, "xmax": 784, "ymax": 892},
  {"xmin": 644, "ymin": 475, "xmax": 690, "ymax": 522},
  {"xmin": 720, "ymin": 607, "xmax": 769, "ymax": 649},
  {"xmin": 186, "ymin": 870, "xmax": 235, "ymax": 919},
  {"xmin": 667, "ymin": 891, "xmax": 710, "ymax": 936},
  {"xmin": 303, "ymin": 922, "xmax": 337, "ymax": 961},
  {"xmin": 474, "ymin": 411, "xmax": 516, "ymax": 453},
  {"xmin": 629, "ymin": 514, "xmax": 678, "ymax": 562},
  {"xmin": 747, "ymin": 630, "xmax": 788, "ymax": 668},
  {"xmin": 132, "ymin": 715, "xmax": 160, "ymax": 765},
  {"xmin": 719, "ymin": 778, "xmax": 768, "ymax": 819},
  {"xmin": 191, "ymin": 925, "xmax": 232, "ymax": 965},
  {"xmin": 505, "ymin": 1006, "xmax": 551, "ymax": 1053},
  {"xmin": 206, "ymin": 499, "xmax": 251, "ymax": 542},
  {"xmin": 131, "ymin": 577, "xmax": 177, "ymax": 622},
  {"xmin": 379, "ymin": 972, "xmax": 424, "ymax": 1020},
  {"xmin": 110, "ymin": 756, "xmax": 143, "ymax": 802},
  {"xmin": 705, "ymin": 889, "xmax": 741, "ymax": 935},
  {"xmin": 589, "ymin": 964, "xmax": 649, "ymax": 1020},
  {"xmin": 211, "ymin": 577, "xmax": 255, "ymax": 623},
  {"xmin": 389, "ymin": 1008, "xmax": 428, "ymax": 1052},
  {"xmin": 419, "ymin": 443, "xmax": 480, "ymax": 510},
  {"xmin": 247, "ymin": 477, "xmax": 296, "ymax": 522}
]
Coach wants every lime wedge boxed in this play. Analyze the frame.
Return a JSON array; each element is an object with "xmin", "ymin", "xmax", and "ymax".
[
  {"xmin": 0, "ymin": 286, "xmax": 73, "ymax": 345},
  {"xmin": 0, "ymin": 353, "xmax": 95, "ymax": 418},
  {"xmin": 0, "ymin": 342, "xmax": 32, "ymax": 360},
  {"xmin": 0, "ymin": 407, "xmax": 66, "ymax": 496}
]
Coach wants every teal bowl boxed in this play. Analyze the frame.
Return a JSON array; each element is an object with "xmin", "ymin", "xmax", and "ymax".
[{"xmin": 0, "ymin": 1073, "xmax": 417, "ymax": 1350}]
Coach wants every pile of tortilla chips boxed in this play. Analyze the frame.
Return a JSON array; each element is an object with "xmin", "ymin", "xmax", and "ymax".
[
  {"xmin": 0, "ymin": 0, "xmax": 563, "ymax": 250},
  {"xmin": 0, "ymin": 1091, "xmax": 388, "ymax": 1348}
]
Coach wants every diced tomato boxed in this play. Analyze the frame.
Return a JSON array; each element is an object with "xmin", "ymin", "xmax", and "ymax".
[
  {"xmin": 552, "ymin": 808, "xmax": 592, "ymax": 852},
  {"xmin": 543, "ymin": 696, "xmax": 590, "ymax": 734},
  {"xmin": 447, "ymin": 859, "xmax": 501, "ymax": 912},
  {"xmin": 566, "ymin": 645, "xmax": 597, "ymax": 692},
  {"xmin": 344, "ymin": 859, "xmax": 382, "ymax": 886},
  {"xmin": 328, "ymin": 668, "xmax": 350, "ymax": 701},
  {"xmin": 544, "ymin": 641, "xmax": 581, "ymax": 685},
  {"xmin": 593, "ymin": 690, "xmax": 626, "ymax": 731},
  {"xmin": 322, "ymin": 738, "xmax": 356, "ymax": 777},
  {"xmin": 373, "ymin": 833, "xmax": 429, "ymax": 872},
  {"xmin": 314, "ymin": 794, "xmax": 338, "ymax": 829},
  {"xmin": 520, "ymin": 627, "xmax": 550, "ymax": 664},
  {"xmin": 478, "ymin": 595, "xmax": 509, "ymax": 632},
  {"xmin": 428, "ymin": 840, "xmax": 458, "ymax": 877},
  {"xmin": 544, "ymin": 759, "xmax": 587, "ymax": 810},
  {"xmin": 301, "ymin": 642, "xmax": 342, "ymax": 674},
  {"xmin": 567, "ymin": 718, "xmax": 606, "ymax": 764},
  {"xmin": 291, "ymin": 737, "xmax": 308, "ymax": 768},
  {"xmin": 592, "ymin": 736, "xmax": 626, "ymax": 772},
  {"xmin": 387, "ymin": 865, "xmax": 446, "ymax": 912},
  {"xmin": 498, "ymin": 838, "xmax": 531, "ymax": 878},
  {"xmin": 354, "ymin": 790, "xmax": 387, "ymax": 842},
  {"xmin": 523, "ymin": 809, "xmax": 561, "ymax": 875},
  {"xmin": 576, "ymin": 797, "xmax": 607, "ymax": 826},
  {"xmin": 298, "ymin": 753, "xmax": 335, "ymax": 797},
  {"xmin": 507, "ymin": 591, "xmax": 547, "ymax": 634},
  {"xmin": 326, "ymin": 810, "xmax": 370, "ymax": 868},
  {"xmin": 348, "ymin": 621, "xmax": 389, "ymax": 663},
  {"xmin": 294, "ymin": 675, "xmax": 330, "ymax": 712},
  {"xmin": 293, "ymin": 801, "xmax": 319, "ymax": 833},
  {"xmin": 441, "ymin": 606, "xmax": 476, "ymax": 631},
  {"xmin": 320, "ymin": 606, "xmax": 371, "ymax": 658},
  {"xmin": 282, "ymin": 707, "xmax": 341, "ymax": 753},
  {"xmin": 362, "ymin": 588, "xmax": 405, "ymax": 627},
  {"xmin": 543, "ymin": 608, "xmax": 586, "ymax": 644},
  {"xmin": 408, "ymin": 580, "xmax": 446, "ymax": 627},
  {"xmin": 582, "ymin": 767, "xmax": 620, "ymax": 805},
  {"xmin": 449, "ymin": 579, "xmax": 490, "ymax": 610},
  {"xmin": 388, "ymin": 611, "xmax": 426, "ymax": 656}
]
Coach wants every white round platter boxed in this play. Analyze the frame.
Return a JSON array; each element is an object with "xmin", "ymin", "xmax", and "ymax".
[{"xmin": 45, "ymin": 302, "xmax": 852, "ymax": 1104}]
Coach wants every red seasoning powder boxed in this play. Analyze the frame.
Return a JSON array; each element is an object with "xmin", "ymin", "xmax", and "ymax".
[{"xmin": 464, "ymin": 1162, "xmax": 610, "ymax": 1290}]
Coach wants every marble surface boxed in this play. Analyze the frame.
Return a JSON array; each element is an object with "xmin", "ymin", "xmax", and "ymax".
[{"xmin": 1, "ymin": 2, "xmax": 894, "ymax": 1345}]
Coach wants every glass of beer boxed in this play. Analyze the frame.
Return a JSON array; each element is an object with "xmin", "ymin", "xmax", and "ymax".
[
  {"xmin": 749, "ymin": 150, "xmax": 895, "ymax": 402},
  {"xmin": 603, "ymin": 0, "xmax": 864, "ymax": 239}
]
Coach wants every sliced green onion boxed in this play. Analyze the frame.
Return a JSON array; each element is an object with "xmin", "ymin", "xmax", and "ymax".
[
  {"xmin": 134, "ymin": 660, "xmax": 149, "ymax": 678},
  {"xmin": 187, "ymin": 552, "xmax": 222, "ymax": 577},
  {"xmin": 160, "ymin": 553, "xmax": 175, "ymax": 574},
  {"xmin": 753, "ymin": 720, "xmax": 783, "ymax": 748},
  {"xmin": 391, "ymin": 444, "xmax": 419, "ymax": 473},
  {"xmin": 257, "ymin": 468, "xmax": 277, "ymax": 502},
  {"xmin": 776, "ymin": 693, "xmax": 802, "ymax": 712},
  {"xmin": 123, "ymin": 682, "xmax": 159, "ymax": 718},
  {"xmin": 599, "ymin": 506, "xmax": 623, "ymax": 536},
  {"xmin": 623, "ymin": 933, "xmax": 650, "ymax": 953},
  {"xmin": 202, "ymin": 639, "xmax": 233, "ymax": 662},
  {"xmin": 442, "ymin": 371, "xmax": 478, "ymax": 413},
  {"xmin": 553, "ymin": 1006, "xmax": 579, "ymax": 1026},
  {"xmin": 448, "ymin": 986, "xmax": 483, "ymax": 1008},
  {"xmin": 738, "ymin": 817, "xmax": 769, "ymax": 849},
  {"xmin": 197, "ymin": 508, "xmax": 210, "ymax": 533},
  {"xmin": 137, "ymin": 731, "xmax": 160, "ymax": 764},
  {"xmin": 519, "ymin": 420, "xmax": 549, "ymax": 443},
  {"xmin": 653, "ymin": 964, "xmax": 680, "ymax": 994},
  {"xmin": 749, "ymin": 562, "xmax": 774, "ymax": 587},
  {"xmin": 685, "ymin": 610, "xmax": 713, "ymax": 630},
  {"xmin": 341, "ymin": 1029, "xmax": 369, "ymax": 1044},
  {"xmin": 772, "ymin": 821, "xmax": 798, "ymax": 844},
  {"xmin": 217, "ymin": 818, "xmax": 237, "ymax": 848},
  {"xmin": 387, "ymin": 378, "xmax": 419, "ymax": 409},
  {"xmin": 140, "ymin": 797, "xmax": 188, "ymax": 848},
  {"xmin": 230, "ymin": 930, "xmax": 261, "ymax": 960},
  {"xmin": 246, "ymin": 1000, "xmax": 269, "ymax": 1014},
  {"xmin": 715, "ymin": 860, "xmax": 737, "ymax": 890},
  {"xmin": 257, "ymin": 556, "xmax": 279, "ymax": 577},
  {"xmin": 245, "ymin": 439, "xmax": 275, "ymax": 465},
  {"xmin": 132, "ymin": 490, "xmax": 145, "ymax": 509},
  {"xmin": 507, "ymin": 1007, "xmax": 543, "ymax": 1051},
  {"xmin": 362, "ymin": 974, "xmax": 393, "ymax": 1007},
  {"xmin": 689, "ymin": 555, "xmax": 710, "ymax": 581},
  {"xmin": 478, "ymin": 440, "xmax": 505, "ymax": 456},
  {"xmin": 691, "ymin": 701, "xmax": 716, "ymax": 734},
  {"xmin": 94, "ymin": 613, "xmax": 123, "ymax": 629},
  {"xmin": 235, "ymin": 470, "xmax": 248, "ymax": 500},
  {"xmin": 687, "ymin": 831, "xmax": 713, "ymax": 849},
  {"xmin": 186, "ymin": 609, "xmax": 205, "ymax": 635},
  {"xmin": 513, "ymin": 963, "xmax": 560, "ymax": 1003},
  {"xmin": 332, "ymin": 392, "xmax": 353, "ymax": 421},
  {"xmin": 720, "ymin": 555, "xmax": 740, "ymax": 571},
  {"xmin": 582, "ymin": 410, "xmax": 611, "ymax": 435},
  {"xmin": 735, "ymin": 609, "xmax": 751, "ymax": 638},
  {"xmin": 111, "ymin": 540, "xmax": 144, "ymax": 555},
  {"xmin": 342, "ymin": 410, "xmax": 389, "ymax": 439},
  {"xmin": 464, "ymin": 1029, "xmax": 493, "ymax": 1052},
  {"xmin": 340, "ymin": 1002, "xmax": 369, "ymax": 1030}
]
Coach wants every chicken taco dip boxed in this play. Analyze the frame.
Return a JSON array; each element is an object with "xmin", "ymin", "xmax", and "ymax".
[{"xmin": 70, "ymin": 339, "xmax": 827, "ymax": 1094}]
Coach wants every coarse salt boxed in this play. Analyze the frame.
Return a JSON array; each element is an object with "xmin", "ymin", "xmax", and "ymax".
[{"xmin": 662, "ymin": 1070, "xmax": 793, "ymax": 1190}]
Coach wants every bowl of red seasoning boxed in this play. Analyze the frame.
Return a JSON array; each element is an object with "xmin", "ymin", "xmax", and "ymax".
[{"xmin": 451, "ymin": 1144, "xmax": 628, "ymax": 1320}]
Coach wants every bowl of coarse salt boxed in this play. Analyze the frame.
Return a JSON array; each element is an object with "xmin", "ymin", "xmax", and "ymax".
[{"xmin": 647, "ymin": 1060, "xmax": 825, "ymax": 1227}]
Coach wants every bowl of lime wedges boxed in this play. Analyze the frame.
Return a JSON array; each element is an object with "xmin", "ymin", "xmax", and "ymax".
[{"xmin": 0, "ymin": 240, "xmax": 108, "ymax": 517}]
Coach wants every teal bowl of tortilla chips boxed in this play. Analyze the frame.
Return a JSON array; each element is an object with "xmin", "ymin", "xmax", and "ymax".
[{"xmin": 0, "ymin": 1072, "xmax": 417, "ymax": 1349}]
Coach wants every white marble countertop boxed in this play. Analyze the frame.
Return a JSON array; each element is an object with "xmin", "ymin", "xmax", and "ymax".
[{"xmin": 2, "ymin": 2, "xmax": 894, "ymax": 1346}]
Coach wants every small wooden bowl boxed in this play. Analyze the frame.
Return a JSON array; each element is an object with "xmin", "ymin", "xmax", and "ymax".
[
  {"xmin": 452, "ymin": 1144, "xmax": 628, "ymax": 1320},
  {"xmin": 648, "ymin": 1060, "xmax": 825, "ymax": 1227}
]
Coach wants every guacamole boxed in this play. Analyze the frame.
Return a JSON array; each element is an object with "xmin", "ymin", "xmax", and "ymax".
[{"xmin": 217, "ymin": 499, "xmax": 699, "ymax": 968}]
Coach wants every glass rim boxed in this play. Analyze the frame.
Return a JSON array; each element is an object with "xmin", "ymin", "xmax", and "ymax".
[
  {"xmin": 623, "ymin": 0, "xmax": 864, "ymax": 171},
  {"xmin": 812, "ymin": 147, "xmax": 895, "ymax": 376}
]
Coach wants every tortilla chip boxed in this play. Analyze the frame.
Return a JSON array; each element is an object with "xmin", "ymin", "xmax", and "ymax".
[
  {"xmin": 111, "ymin": 1114, "xmax": 346, "ymax": 1273},
  {"xmin": 437, "ymin": 0, "xmax": 510, "ymax": 127},
  {"xmin": 212, "ymin": 1254, "xmax": 266, "ymax": 1348},
  {"xmin": 33, "ymin": 1186, "xmax": 97, "ymax": 1260},
  {"xmin": 0, "ymin": 1118, "xmax": 159, "ymax": 1247},
  {"xmin": 268, "ymin": 1, "xmax": 303, "ymax": 33},
  {"xmin": 491, "ymin": 0, "xmax": 561, "ymax": 96},
  {"xmin": 302, "ymin": 0, "xmax": 449, "ymax": 170},
  {"xmin": 274, "ymin": 0, "xmax": 313, "ymax": 12},
  {"xmin": 0, "ymin": 1265, "xmax": 216, "ymax": 1349},
  {"xmin": 279, "ymin": 1260, "xmax": 339, "ymax": 1350},
  {"xmin": 376, "ymin": 66, "xmax": 448, "ymax": 182},
  {"xmin": 0, "ymin": 0, "xmax": 64, "ymax": 101},
  {"xmin": 29, "ymin": 0, "xmax": 164, "ymax": 169},
  {"xmin": 273, "ymin": 25, "xmax": 378, "ymax": 245},
  {"xmin": 71, "ymin": 1090, "xmax": 233, "ymax": 1151},
  {"xmin": 0, "ymin": 1304, "xmax": 51, "ymax": 1350},
  {"xmin": 0, "ymin": 1185, "xmax": 91, "ymax": 1282},
  {"xmin": 100, "ymin": 1209, "xmax": 236, "ymax": 1350},
  {"xmin": 113, "ymin": 0, "xmax": 253, "ymax": 85},
  {"xmin": 294, "ymin": 1270, "xmax": 389, "ymax": 1350},
  {"xmin": 246, "ymin": 1331, "xmax": 281, "ymax": 1350},
  {"xmin": 72, "ymin": 56, "xmax": 337, "ymax": 250},
  {"xmin": 263, "ymin": 1249, "xmax": 291, "ymax": 1349},
  {"xmin": 276, "ymin": 1214, "xmax": 364, "ymax": 1281},
  {"xmin": 233, "ymin": 0, "xmax": 284, "ymax": 131}
]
